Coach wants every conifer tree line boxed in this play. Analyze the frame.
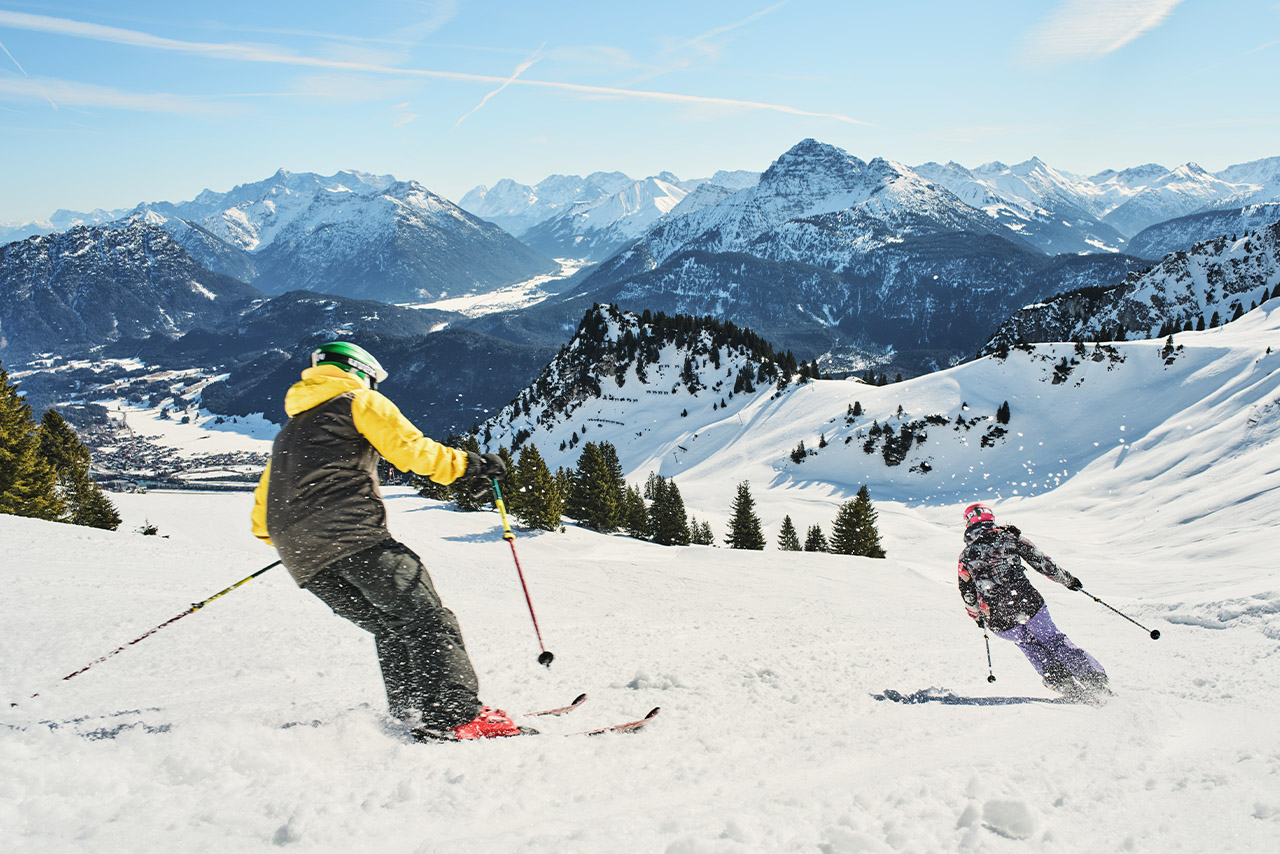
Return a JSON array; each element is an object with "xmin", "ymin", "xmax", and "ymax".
[
  {"xmin": 413, "ymin": 433, "xmax": 884, "ymax": 557},
  {"xmin": 0, "ymin": 363, "xmax": 122, "ymax": 530}
]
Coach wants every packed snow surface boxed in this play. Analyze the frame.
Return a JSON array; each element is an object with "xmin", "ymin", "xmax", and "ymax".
[{"xmin": 3, "ymin": 308, "xmax": 1279, "ymax": 852}]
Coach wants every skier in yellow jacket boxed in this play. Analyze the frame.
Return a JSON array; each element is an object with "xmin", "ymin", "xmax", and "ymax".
[{"xmin": 251, "ymin": 341, "xmax": 522, "ymax": 740}]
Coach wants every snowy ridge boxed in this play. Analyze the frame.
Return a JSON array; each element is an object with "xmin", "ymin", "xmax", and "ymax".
[
  {"xmin": 590, "ymin": 140, "xmax": 1015, "ymax": 286},
  {"xmin": 987, "ymin": 219, "xmax": 1280, "ymax": 347},
  {"xmin": 1128, "ymin": 204, "xmax": 1280, "ymax": 260}
]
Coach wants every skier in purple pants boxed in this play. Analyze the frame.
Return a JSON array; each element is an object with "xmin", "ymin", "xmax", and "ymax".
[{"xmin": 957, "ymin": 503, "xmax": 1108, "ymax": 699}]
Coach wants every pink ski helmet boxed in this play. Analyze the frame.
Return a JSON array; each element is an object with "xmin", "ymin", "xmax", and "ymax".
[{"xmin": 963, "ymin": 503, "xmax": 995, "ymax": 528}]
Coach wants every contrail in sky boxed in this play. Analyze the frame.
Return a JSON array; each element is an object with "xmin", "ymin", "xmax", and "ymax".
[
  {"xmin": 0, "ymin": 35, "xmax": 58, "ymax": 109},
  {"xmin": 454, "ymin": 42, "xmax": 544, "ymax": 128},
  {"xmin": 0, "ymin": 10, "xmax": 868, "ymax": 125}
]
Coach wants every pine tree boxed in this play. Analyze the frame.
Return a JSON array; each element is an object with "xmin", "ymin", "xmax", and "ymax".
[
  {"xmin": 649, "ymin": 476, "xmax": 691, "ymax": 545},
  {"xmin": 621, "ymin": 485, "xmax": 650, "ymax": 539},
  {"xmin": 0, "ymin": 365, "xmax": 62, "ymax": 521},
  {"xmin": 725, "ymin": 481, "xmax": 765, "ymax": 550},
  {"xmin": 689, "ymin": 516, "xmax": 716, "ymax": 545},
  {"xmin": 567, "ymin": 442, "xmax": 620, "ymax": 532},
  {"xmin": 829, "ymin": 485, "xmax": 886, "ymax": 558},
  {"xmin": 39, "ymin": 410, "xmax": 120, "ymax": 530},
  {"xmin": 996, "ymin": 401, "xmax": 1011, "ymax": 425},
  {"xmin": 510, "ymin": 444, "xmax": 563, "ymax": 531},
  {"xmin": 777, "ymin": 515, "xmax": 801, "ymax": 551},
  {"xmin": 803, "ymin": 524, "xmax": 828, "ymax": 553}
]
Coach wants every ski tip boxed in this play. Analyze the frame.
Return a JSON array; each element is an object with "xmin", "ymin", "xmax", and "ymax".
[
  {"xmin": 644, "ymin": 707, "xmax": 661, "ymax": 719},
  {"xmin": 572, "ymin": 693, "xmax": 588, "ymax": 705}
]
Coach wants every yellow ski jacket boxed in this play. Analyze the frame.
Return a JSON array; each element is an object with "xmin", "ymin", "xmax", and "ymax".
[{"xmin": 251, "ymin": 366, "xmax": 471, "ymax": 585}]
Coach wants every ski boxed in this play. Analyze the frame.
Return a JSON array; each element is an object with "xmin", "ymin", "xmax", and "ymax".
[
  {"xmin": 522, "ymin": 692, "xmax": 587, "ymax": 718},
  {"xmin": 571, "ymin": 706, "xmax": 660, "ymax": 736}
]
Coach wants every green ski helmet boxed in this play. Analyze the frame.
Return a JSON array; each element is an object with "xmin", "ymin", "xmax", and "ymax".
[{"xmin": 310, "ymin": 341, "xmax": 388, "ymax": 389}]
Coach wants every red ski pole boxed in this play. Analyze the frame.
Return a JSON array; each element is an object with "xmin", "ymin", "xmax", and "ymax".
[{"xmin": 489, "ymin": 478, "xmax": 554, "ymax": 667}]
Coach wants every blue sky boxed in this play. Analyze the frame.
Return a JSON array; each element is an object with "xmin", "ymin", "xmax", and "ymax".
[{"xmin": 1, "ymin": 0, "xmax": 1278, "ymax": 223}]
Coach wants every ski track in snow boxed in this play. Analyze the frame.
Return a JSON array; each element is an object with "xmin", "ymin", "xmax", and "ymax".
[{"xmin": 3, "ymin": 307, "xmax": 1280, "ymax": 852}]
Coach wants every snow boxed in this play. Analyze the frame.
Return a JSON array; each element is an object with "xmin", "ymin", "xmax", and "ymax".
[
  {"xmin": 3, "ymin": 307, "xmax": 1279, "ymax": 852},
  {"xmin": 402, "ymin": 260, "xmax": 585, "ymax": 317}
]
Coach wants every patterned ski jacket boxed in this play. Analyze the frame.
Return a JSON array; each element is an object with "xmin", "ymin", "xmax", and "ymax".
[
  {"xmin": 251, "ymin": 366, "xmax": 471, "ymax": 586},
  {"xmin": 956, "ymin": 523, "xmax": 1078, "ymax": 632}
]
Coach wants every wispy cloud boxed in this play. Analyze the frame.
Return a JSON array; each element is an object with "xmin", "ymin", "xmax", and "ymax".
[
  {"xmin": 670, "ymin": 0, "xmax": 793, "ymax": 57},
  {"xmin": 0, "ymin": 76, "xmax": 227, "ymax": 114},
  {"xmin": 1019, "ymin": 0, "xmax": 1184, "ymax": 67},
  {"xmin": 0, "ymin": 10, "xmax": 869, "ymax": 125},
  {"xmin": 454, "ymin": 43, "xmax": 544, "ymax": 128}
]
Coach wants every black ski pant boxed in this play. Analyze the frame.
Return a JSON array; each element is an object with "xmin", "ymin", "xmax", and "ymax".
[{"xmin": 305, "ymin": 540, "xmax": 481, "ymax": 730}]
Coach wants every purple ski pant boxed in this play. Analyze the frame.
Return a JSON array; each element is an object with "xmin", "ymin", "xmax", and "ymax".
[{"xmin": 996, "ymin": 606, "xmax": 1105, "ymax": 679}]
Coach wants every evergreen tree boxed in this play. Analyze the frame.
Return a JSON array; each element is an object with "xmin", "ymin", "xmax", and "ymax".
[
  {"xmin": 510, "ymin": 444, "xmax": 564, "ymax": 531},
  {"xmin": 803, "ymin": 524, "xmax": 828, "ymax": 552},
  {"xmin": 725, "ymin": 481, "xmax": 766, "ymax": 550},
  {"xmin": 621, "ymin": 485, "xmax": 650, "ymax": 539},
  {"xmin": 567, "ymin": 442, "xmax": 620, "ymax": 532},
  {"xmin": 689, "ymin": 516, "xmax": 716, "ymax": 545},
  {"xmin": 996, "ymin": 401, "xmax": 1011, "ymax": 425},
  {"xmin": 39, "ymin": 410, "xmax": 120, "ymax": 530},
  {"xmin": 649, "ymin": 476, "xmax": 691, "ymax": 545},
  {"xmin": 597, "ymin": 441, "xmax": 627, "ymax": 519},
  {"xmin": 777, "ymin": 515, "xmax": 802, "ymax": 551},
  {"xmin": 696, "ymin": 519, "xmax": 716, "ymax": 545},
  {"xmin": 0, "ymin": 365, "xmax": 62, "ymax": 521},
  {"xmin": 829, "ymin": 485, "xmax": 886, "ymax": 558}
]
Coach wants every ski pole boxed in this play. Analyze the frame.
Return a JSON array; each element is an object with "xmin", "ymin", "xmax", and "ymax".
[
  {"xmin": 981, "ymin": 622, "xmax": 997, "ymax": 683},
  {"xmin": 489, "ymin": 477, "xmax": 554, "ymax": 667},
  {"xmin": 12, "ymin": 560, "xmax": 281, "ymax": 707},
  {"xmin": 1078, "ymin": 588, "xmax": 1161, "ymax": 640}
]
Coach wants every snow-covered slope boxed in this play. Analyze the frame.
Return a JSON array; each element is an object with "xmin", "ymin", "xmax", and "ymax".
[
  {"xmin": 2, "ymin": 300, "xmax": 1277, "ymax": 852},
  {"xmin": 1128, "ymin": 204, "xmax": 1280, "ymax": 260}
]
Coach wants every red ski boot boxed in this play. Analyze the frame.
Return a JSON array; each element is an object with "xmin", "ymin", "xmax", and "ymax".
[{"xmin": 411, "ymin": 705, "xmax": 536, "ymax": 742}]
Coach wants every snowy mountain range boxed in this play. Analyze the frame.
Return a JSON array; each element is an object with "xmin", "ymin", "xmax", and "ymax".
[
  {"xmin": 984, "ymin": 219, "xmax": 1280, "ymax": 349},
  {"xmin": 1, "ymin": 170, "xmax": 558, "ymax": 305},
  {"xmin": 462, "ymin": 149, "xmax": 1280, "ymax": 263},
  {"xmin": 459, "ymin": 169, "xmax": 760, "ymax": 262},
  {"xmin": 485, "ymin": 140, "xmax": 1148, "ymax": 372}
]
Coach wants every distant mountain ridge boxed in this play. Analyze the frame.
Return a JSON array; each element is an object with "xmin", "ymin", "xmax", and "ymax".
[
  {"xmin": 0, "ymin": 220, "xmax": 261, "ymax": 360},
  {"xmin": 983, "ymin": 220, "xmax": 1280, "ymax": 350},
  {"xmin": 3, "ymin": 170, "xmax": 559, "ymax": 305},
  {"xmin": 459, "ymin": 169, "xmax": 761, "ymax": 262},
  {"xmin": 1127, "ymin": 204, "xmax": 1280, "ymax": 260}
]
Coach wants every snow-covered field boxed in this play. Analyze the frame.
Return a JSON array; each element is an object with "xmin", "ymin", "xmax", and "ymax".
[
  {"xmin": 403, "ymin": 260, "xmax": 585, "ymax": 318},
  {"xmin": 2, "ymin": 306, "xmax": 1279, "ymax": 852}
]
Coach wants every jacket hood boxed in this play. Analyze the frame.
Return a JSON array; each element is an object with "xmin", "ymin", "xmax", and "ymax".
[{"xmin": 284, "ymin": 366, "xmax": 368, "ymax": 417}]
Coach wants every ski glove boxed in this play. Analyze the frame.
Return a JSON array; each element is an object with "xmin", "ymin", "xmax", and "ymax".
[
  {"xmin": 466, "ymin": 451, "xmax": 507, "ymax": 479},
  {"xmin": 1066, "ymin": 576, "xmax": 1083, "ymax": 591}
]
